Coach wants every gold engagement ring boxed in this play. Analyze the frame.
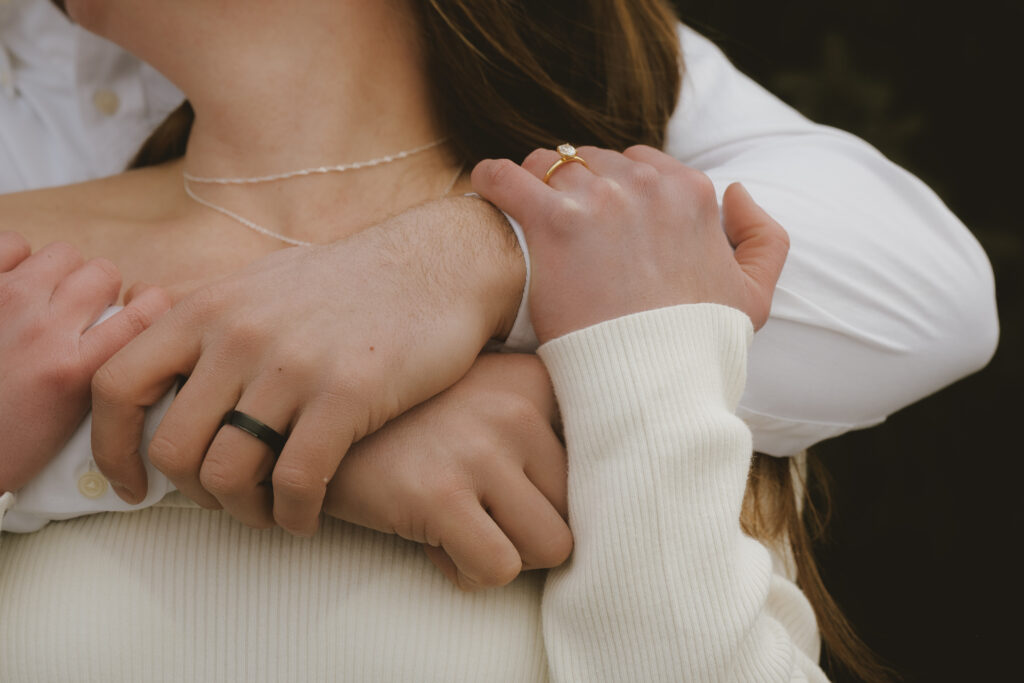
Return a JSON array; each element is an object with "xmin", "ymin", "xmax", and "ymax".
[{"xmin": 542, "ymin": 143, "xmax": 589, "ymax": 184}]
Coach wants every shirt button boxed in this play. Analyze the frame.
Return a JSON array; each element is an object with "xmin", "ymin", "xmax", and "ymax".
[
  {"xmin": 92, "ymin": 89, "xmax": 121, "ymax": 116},
  {"xmin": 78, "ymin": 472, "xmax": 109, "ymax": 499}
]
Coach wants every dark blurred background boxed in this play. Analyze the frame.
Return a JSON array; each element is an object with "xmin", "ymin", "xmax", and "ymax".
[{"xmin": 668, "ymin": 1, "xmax": 1021, "ymax": 680}]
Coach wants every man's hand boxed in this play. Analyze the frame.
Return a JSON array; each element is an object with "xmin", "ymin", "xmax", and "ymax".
[
  {"xmin": 0, "ymin": 233, "xmax": 169, "ymax": 494},
  {"xmin": 325, "ymin": 353, "xmax": 571, "ymax": 591},
  {"xmin": 92, "ymin": 197, "xmax": 525, "ymax": 536}
]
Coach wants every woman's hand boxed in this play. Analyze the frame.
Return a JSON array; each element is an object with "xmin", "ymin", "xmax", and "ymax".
[
  {"xmin": 91, "ymin": 197, "xmax": 525, "ymax": 536},
  {"xmin": 0, "ymin": 233, "xmax": 170, "ymax": 494},
  {"xmin": 324, "ymin": 353, "xmax": 571, "ymax": 591},
  {"xmin": 473, "ymin": 146, "xmax": 789, "ymax": 341}
]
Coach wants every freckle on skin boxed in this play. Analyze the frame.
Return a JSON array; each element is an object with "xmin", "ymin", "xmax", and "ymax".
[
  {"xmin": 278, "ymin": 367, "xmax": 283, "ymax": 372},
  {"xmin": 369, "ymin": 346, "xmax": 374, "ymax": 351}
]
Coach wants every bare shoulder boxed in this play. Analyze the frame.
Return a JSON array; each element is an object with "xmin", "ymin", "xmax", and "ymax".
[{"xmin": 0, "ymin": 162, "xmax": 182, "ymax": 252}]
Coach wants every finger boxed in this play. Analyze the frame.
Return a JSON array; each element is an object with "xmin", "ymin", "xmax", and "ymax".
[
  {"xmin": 722, "ymin": 183, "xmax": 790, "ymax": 328},
  {"xmin": 13, "ymin": 241, "xmax": 83, "ymax": 287},
  {"xmin": 0, "ymin": 231, "xmax": 31, "ymax": 272},
  {"xmin": 92, "ymin": 311, "xmax": 204, "ymax": 503},
  {"xmin": 271, "ymin": 400, "xmax": 356, "ymax": 537},
  {"xmin": 471, "ymin": 157, "xmax": 558, "ymax": 228},
  {"xmin": 80, "ymin": 286, "xmax": 172, "ymax": 371},
  {"xmin": 536, "ymin": 145, "xmax": 638, "ymax": 181},
  {"xmin": 52, "ymin": 258, "xmax": 122, "ymax": 331},
  {"xmin": 430, "ymin": 489, "xmax": 522, "ymax": 591},
  {"xmin": 202, "ymin": 392, "xmax": 293, "ymax": 529},
  {"xmin": 522, "ymin": 434, "xmax": 569, "ymax": 520},
  {"xmin": 520, "ymin": 148, "xmax": 593, "ymax": 190},
  {"xmin": 485, "ymin": 472, "xmax": 572, "ymax": 571},
  {"xmin": 128, "ymin": 276, "xmax": 213, "ymax": 307},
  {"xmin": 621, "ymin": 144, "xmax": 689, "ymax": 175},
  {"xmin": 123, "ymin": 281, "xmax": 155, "ymax": 305},
  {"xmin": 422, "ymin": 544, "xmax": 461, "ymax": 588},
  {"xmin": 145, "ymin": 354, "xmax": 244, "ymax": 509}
]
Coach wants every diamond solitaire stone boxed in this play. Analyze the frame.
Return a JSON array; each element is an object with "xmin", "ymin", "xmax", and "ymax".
[{"xmin": 557, "ymin": 143, "xmax": 577, "ymax": 157}]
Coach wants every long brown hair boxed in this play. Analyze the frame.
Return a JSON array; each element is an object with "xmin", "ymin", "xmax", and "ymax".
[
  {"xmin": 133, "ymin": 0, "xmax": 681, "ymax": 168},
  {"xmin": 131, "ymin": 1, "xmax": 889, "ymax": 679}
]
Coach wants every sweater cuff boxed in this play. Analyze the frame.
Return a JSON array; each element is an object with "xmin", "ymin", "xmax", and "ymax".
[{"xmin": 537, "ymin": 304, "xmax": 752, "ymax": 453}]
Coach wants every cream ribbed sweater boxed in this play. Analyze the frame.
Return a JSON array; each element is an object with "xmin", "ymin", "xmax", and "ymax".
[{"xmin": 0, "ymin": 305, "xmax": 828, "ymax": 682}]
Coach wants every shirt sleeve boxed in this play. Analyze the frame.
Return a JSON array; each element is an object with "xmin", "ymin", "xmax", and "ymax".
[
  {"xmin": 0, "ymin": 491, "xmax": 15, "ymax": 549},
  {"xmin": 495, "ymin": 25, "xmax": 997, "ymax": 454},
  {"xmin": 663, "ymin": 25, "xmax": 998, "ymax": 454},
  {"xmin": 2, "ymin": 385, "xmax": 178, "ymax": 533},
  {"xmin": 538, "ymin": 304, "xmax": 828, "ymax": 682}
]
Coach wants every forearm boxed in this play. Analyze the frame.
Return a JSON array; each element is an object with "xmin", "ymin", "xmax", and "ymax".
[
  {"xmin": 540, "ymin": 305, "xmax": 826, "ymax": 682},
  {"xmin": 369, "ymin": 194, "xmax": 525, "ymax": 344}
]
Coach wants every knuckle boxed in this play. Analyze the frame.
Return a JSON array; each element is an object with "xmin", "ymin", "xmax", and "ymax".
[
  {"xmin": 772, "ymin": 223, "xmax": 792, "ymax": 252},
  {"xmin": 531, "ymin": 526, "xmax": 574, "ymax": 568},
  {"xmin": 221, "ymin": 317, "xmax": 268, "ymax": 353},
  {"xmin": 116, "ymin": 305, "xmax": 156, "ymax": 340},
  {"xmin": 0, "ymin": 231, "xmax": 31, "ymax": 260},
  {"xmin": 502, "ymin": 392, "xmax": 544, "ymax": 435},
  {"xmin": 325, "ymin": 365, "xmax": 375, "ymax": 407},
  {"xmin": 485, "ymin": 158, "xmax": 521, "ymax": 187},
  {"xmin": 627, "ymin": 163, "xmax": 662, "ymax": 193},
  {"xmin": 177, "ymin": 284, "xmax": 225, "ymax": 324},
  {"xmin": 431, "ymin": 472, "xmax": 477, "ymax": 509},
  {"xmin": 274, "ymin": 342, "xmax": 326, "ymax": 382},
  {"xmin": 90, "ymin": 361, "xmax": 131, "ymax": 405},
  {"xmin": 545, "ymin": 197, "xmax": 585, "ymax": 231},
  {"xmin": 199, "ymin": 459, "xmax": 247, "ymax": 497},
  {"xmin": 522, "ymin": 148, "xmax": 552, "ymax": 173},
  {"xmin": 472, "ymin": 555, "xmax": 522, "ymax": 589},
  {"xmin": 624, "ymin": 143, "xmax": 657, "ymax": 156},
  {"xmin": 147, "ymin": 435, "xmax": 193, "ymax": 480},
  {"xmin": 589, "ymin": 177, "xmax": 626, "ymax": 208},
  {"xmin": 681, "ymin": 168, "xmax": 717, "ymax": 205},
  {"xmin": 272, "ymin": 465, "xmax": 325, "ymax": 501},
  {"xmin": 85, "ymin": 257, "xmax": 122, "ymax": 289},
  {"xmin": 42, "ymin": 241, "xmax": 83, "ymax": 263}
]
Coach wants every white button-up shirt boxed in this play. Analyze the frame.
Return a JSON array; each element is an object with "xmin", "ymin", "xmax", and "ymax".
[
  {"xmin": 0, "ymin": 0, "xmax": 183, "ymax": 191},
  {"xmin": 0, "ymin": 5, "xmax": 999, "ymax": 532}
]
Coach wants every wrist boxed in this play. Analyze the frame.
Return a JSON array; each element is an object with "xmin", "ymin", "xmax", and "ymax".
[{"xmin": 440, "ymin": 196, "xmax": 526, "ymax": 342}]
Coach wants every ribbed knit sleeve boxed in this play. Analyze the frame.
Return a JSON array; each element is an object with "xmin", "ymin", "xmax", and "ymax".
[{"xmin": 538, "ymin": 304, "xmax": 828, "ymax": 682}]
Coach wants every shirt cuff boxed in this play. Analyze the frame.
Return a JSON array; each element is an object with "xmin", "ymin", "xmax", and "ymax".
[
  {"xmin": 0, "ymin": 491, "xmax": 16, "ymax": 534},
  {"xmin": 463, "ymin": 195, "xmax": 538, "ymax": 354},
  {"xmin": 495, "ymin": 211, "xmax": 539, "ymax": 352}
]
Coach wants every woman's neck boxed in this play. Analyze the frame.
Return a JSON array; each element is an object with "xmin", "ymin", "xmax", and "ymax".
[{"xmin": 140, "ymin": 1, "xmax": 462, "ymax": 244}]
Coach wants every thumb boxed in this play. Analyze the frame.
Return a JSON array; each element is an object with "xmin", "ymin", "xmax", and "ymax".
[
  {"xmin": 721, "ymin": 183, "xmax": 789, "ymax": 329},
  {"xmin": 81, "ymin": 285, "xmax": 173, "ymax": 370}
]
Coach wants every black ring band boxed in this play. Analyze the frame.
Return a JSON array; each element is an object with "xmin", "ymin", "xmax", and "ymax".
[{"xmin": 222, "ymin": 410, "xmax": 287, "ymax": 457}]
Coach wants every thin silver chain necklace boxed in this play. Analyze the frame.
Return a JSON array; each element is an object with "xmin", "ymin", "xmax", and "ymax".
[{"xmin": 182, "ymin": 138, "xmax": 460, "ymax": 247}]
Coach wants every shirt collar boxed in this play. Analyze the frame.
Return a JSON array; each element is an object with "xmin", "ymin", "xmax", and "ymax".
[{"xmin": 0, "ymin": 0, "xmax": 77, "ymax": 95}]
